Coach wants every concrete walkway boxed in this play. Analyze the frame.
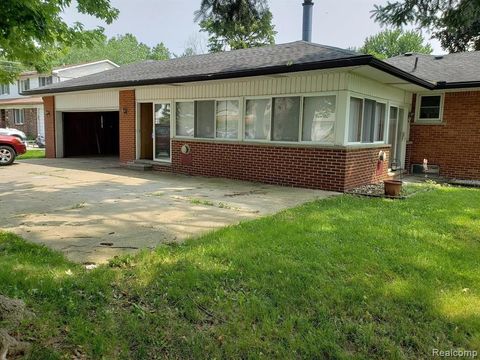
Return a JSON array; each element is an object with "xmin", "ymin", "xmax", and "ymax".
[{"xmin": 1, "ymin": 158, "xmax": 338, "ymax": 264}]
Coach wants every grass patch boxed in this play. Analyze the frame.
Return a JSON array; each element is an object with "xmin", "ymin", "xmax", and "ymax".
[
  {"xmin": 1, "ymin": 186, "xmax": 479, "ymax": 359},
  {"xmin": 68, "ymin": 202, "xmax": 86, "ymax": 210},
  {"xmin": 17, "ymin": 149, "xmax": 45, "ymax": 160},
  {"xmin": 189, "ymin": 198, "xmax": 215, "ymax": 206}
]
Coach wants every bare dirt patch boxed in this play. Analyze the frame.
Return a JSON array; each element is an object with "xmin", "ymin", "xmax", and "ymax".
[{"xmin": 0, "ymin": 295, "xmax": 33, "ymax": 359}]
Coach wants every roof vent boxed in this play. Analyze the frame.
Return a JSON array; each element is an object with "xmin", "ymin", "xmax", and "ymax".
[
  {"xmin": 434, "ymin": 55, "xmax": 444, "ymax": 60},
  {"xmin": 404, "ymin": 52, "xmax": 413, "ymax": 57}
]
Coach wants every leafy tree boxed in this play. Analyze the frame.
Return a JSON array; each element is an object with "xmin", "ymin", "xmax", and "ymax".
[
  {"xmin": 194, "ymin": 0, "xmax": 276, "ymax": 52},
  {"xmin": 56, "ymin": 34, "xmax": 170, "ymax": 66},
  {"xmin": 150, "ymin": 43, "xmax": 171, "ymax": 61},
  {"xmin": 372, "ymin": 0, "xmax": 480, "ymax": 52},
  {"xmin": 360, "ymin": 29, "xmax": 433, "ymax": 59},
  {"xmin": 0, "ymin": 0, "xmax": 118, "ymax": 83}
]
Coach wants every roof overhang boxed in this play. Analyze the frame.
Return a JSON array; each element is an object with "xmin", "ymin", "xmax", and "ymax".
[
  {"xmin": 0, "ymin": 97, "xmax": 43, "ymax": 106},
  {"xmin": 22, "ymin": 55, "xmax": 436, "ymax": 96},
  {"xmin": 350, "ymin": 66, "xmax": 433, "ymax": 92}
]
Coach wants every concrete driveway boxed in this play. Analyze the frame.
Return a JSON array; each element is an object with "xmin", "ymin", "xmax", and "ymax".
[{"xmin": 1, "ymin": 158, "xmax": 338, "ymax": 264}]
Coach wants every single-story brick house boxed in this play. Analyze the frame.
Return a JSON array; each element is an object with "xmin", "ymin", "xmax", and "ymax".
[{"xmin": 23, "ymin": 41, "xmax": 479, "ymax": 191}]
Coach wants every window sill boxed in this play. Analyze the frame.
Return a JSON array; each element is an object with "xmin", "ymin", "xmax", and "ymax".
[
  {"xmin": 172, "ymin": 137, "xmax": 390, "ymax": 150},
  {"xmin": 413, "ymin": 121, "xmax": 446, "ymax": 126}
]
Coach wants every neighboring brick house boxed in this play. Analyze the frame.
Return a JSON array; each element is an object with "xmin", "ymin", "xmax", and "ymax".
[
  {"xmin": 387, "ymin": 52, "xmax": 480, "ymax": 180},
  {"xmin": 23, "ymin": 41, "xmax": 479, "ymax": 191},
  {"xmin": 0, "ymin": 60, "xmax": 118, "ymax": 138}
]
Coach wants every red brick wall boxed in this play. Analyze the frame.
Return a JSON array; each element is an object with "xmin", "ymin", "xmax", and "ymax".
[
  {"xmin": 43, "ymin": 96, "xmax": 56, "ymax": 158},
  {"xmin": 344, "ymin": 147, "xmax": 391, "ymax": 190},
  {"xmin": 4, "ymin": 108, "xmax": 38, "ymax": 138},
  {"xmin": 150, "ymin": 140, "xmax": 389, "ymax": 192},
  {"xmin": 119, "ymin": 90, "xmax": 136, "ymax": 163},
  {"xmin": 405, "ymin": 142, "xmax": 413, "ymax": 174},
  {"xmin": 0, "ymin": 110, "xmax": 5, "ymax": 128},
  {"xmin": 410, "ymin": 91, "xmax": 480, "ymax": 179}
]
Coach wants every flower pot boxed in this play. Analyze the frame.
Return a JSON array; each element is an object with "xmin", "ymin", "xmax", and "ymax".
[{"xmin": 384, "ymin": 180, "xmax": 403, "ymax": 197}]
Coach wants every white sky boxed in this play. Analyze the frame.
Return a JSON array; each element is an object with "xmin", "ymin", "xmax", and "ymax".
[{"xmin": 61, "ymin": 0, "xmax": 444, "ymax": 55}]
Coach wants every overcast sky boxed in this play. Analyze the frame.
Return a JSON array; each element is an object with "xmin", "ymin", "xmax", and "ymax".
[{"xmin": 61, "ymin": 0, "xmax": 443, "ymax": 55}]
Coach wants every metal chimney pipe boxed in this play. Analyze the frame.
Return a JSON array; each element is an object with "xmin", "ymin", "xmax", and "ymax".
[{"xmin": 302, "ymin": 0, "xmax": 314, "ymax": 42}]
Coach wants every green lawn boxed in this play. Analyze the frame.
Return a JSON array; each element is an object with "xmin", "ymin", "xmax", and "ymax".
[
  {"xmin": 1, "ymin": 186, "xmax": 479, "ymax": 359},
  {"xmin": 17, "ymin": 149, "xmax": 45, "ymax": 160}
]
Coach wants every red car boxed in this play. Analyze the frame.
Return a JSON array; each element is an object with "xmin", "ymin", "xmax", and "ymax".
[{"xmin": 0, "ymin": 135, "xmax": 27, "ymax": 166}]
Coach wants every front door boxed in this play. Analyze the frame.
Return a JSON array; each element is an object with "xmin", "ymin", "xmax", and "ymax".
[
  {"xmin": 388, "ymin": 106, "xmax": 406, "ymax": 169},
  {"xmin": 140, "ymin": 103, "xmax": 153, "ymax": 160},
  {"xmin": 153, "ymin": 103, "xmax": 171, "ymax": 161}
]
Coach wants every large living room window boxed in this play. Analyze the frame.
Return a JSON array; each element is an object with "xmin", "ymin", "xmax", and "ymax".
[
  {"xmin": 417, "ymin": 94, "xmax": 443, "ymax": 122},
  {"xmin": 348, "ymin": 97, "xmax": 387, "ymax": 143},
  {"xmin": 174, "ymin": 94, "xmax": 337, "ymax": 143},
  {"xmin": 13, "ymin": 109, "xmax": 25, "ymax": 125},
  {"xmin": 175, "ymin": 99, "xmax": 241, "ymax": 139}
]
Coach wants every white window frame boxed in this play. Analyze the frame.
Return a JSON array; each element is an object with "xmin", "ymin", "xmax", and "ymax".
[
  {"xmin": 243, "ymin": 95, "xmax": 274, "ymax": 143},
  {"xmin": 214, "ymin": 98, "xmax": 242, "ymax": 141},
  {"xmin": 0, "ymin": 84, "xmax": 9, "ymax": 95},
  {"xmin": 173, "ymin": 100, "xmax": 195, "ymax": 139},
  {"xmin": 387, "ymin": 103, "xmax": 408, "ymax": 170},
  {"xmin": 18, "ymin": 79, "xmax": 30, "ymax": 92},
  {"xmin": 415, "ymin": 93, "xmax": 444, "ymax": 123},
  {"xmin": 300, "ymin": 92, "xmax": 338, "ymax": 144},
  {"xmin": 346, "ymin": 93, "xmax": 388, "ymax": 145},
  {"xmin": 153, "ymin": 101, "xmax": 173, "ymax": 163},
  {"xmin": 172, "ymin": 92, "xmax": 339, "ymax": 145},
  {"xmin": 13, "ymin": 109, "xmax": 25, "ymax": 125},
  {"xmin": 39, "ymin": 76, "xmax": 53, "ymax": 87},
  {"xmin": 244, "ymin": 94, "xmax": 304, "ymax": 143}
]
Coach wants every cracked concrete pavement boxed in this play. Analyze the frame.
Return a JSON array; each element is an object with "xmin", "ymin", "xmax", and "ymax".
[{"xmin": 1, "ymin": 158, "xmax": 338, "ymax": 264}]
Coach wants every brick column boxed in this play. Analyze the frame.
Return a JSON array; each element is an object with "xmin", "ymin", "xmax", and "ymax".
[
  {"xmin": 43, "ymin": 96, "xmax": 56, "ymax": 158},
  {"xmin": 119, "ymin": 90, "xmax": 136, "ymax": 163}
]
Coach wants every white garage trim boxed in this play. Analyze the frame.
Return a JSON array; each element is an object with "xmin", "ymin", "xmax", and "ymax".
[{"xmin": 55, "ymin": 90, "xmax": 119, "ymax": 111}]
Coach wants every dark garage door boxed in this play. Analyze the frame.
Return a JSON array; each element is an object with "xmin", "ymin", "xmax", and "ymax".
[{"xmin": 63, "ymin": 111, "xmax": 119, "ymax": 157}]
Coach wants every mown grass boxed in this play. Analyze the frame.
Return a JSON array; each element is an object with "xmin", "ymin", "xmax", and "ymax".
[
  {"xmin": 1, "ymin": 186, "xmax": 479, "ymax": 359},
  {"xmin": 17, "ymin": 149, "xmax": 45, "ymax": 160}
]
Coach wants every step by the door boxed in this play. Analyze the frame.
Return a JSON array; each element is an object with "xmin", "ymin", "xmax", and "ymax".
[{"xmin": 122, "ymin": 162, "xmax": 153, "ymax": 171}]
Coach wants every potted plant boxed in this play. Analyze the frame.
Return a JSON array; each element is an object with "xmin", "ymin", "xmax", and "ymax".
[{"xmin": 384, "ymin": 179, "xmax": 403, "ymax": 197}]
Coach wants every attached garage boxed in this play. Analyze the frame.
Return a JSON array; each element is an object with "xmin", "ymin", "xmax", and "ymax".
[
  {"xmin": 54, "ymin": 90, "xmax": 120, "ymax": 158},
  {"xmin": 63, "ymin": 111, "xmax": 119, "ymax": 157}
]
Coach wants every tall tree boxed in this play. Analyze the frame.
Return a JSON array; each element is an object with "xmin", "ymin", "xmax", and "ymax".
[
  {"xmin": 360, "ymin": 29, "xmax": 433, "ymax": 59},
  {"xmin": 56, "ymin": 34, "xmax": 170, "ymax": 66},
  {"xmin": 372, "ymin": 0, "xmax": 480, "ymax": 52},
  {"xmin": 0, "ymin": 0, "xmax": 119, "ymax": 83},
  {"xmin": 194, "ymin": 0, "xmax": 276, "ymax": 52}
]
